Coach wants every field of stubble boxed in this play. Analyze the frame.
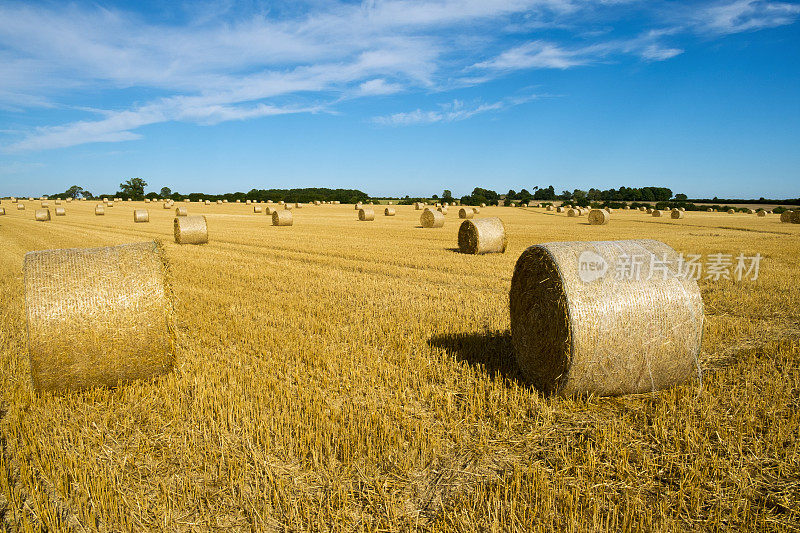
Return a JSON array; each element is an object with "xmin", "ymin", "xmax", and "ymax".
[{"xmin": 1, "ymin": 200, "xmax": 799, "ymax": 531}]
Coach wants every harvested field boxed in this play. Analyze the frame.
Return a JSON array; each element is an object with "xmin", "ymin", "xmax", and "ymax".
[{"xmin": 0, "ymin": 201, "xmax": 798, "ymax": 531}]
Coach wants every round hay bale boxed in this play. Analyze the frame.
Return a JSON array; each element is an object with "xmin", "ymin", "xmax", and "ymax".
[
  {"xmin": 246, "ymin": 200, "xmax": 252, "ymax": 204},
  {"xmin": 509, "ymin": 239, "xmax": 703, "ymax": 396},
  {"xmin": 205, "ymin": 200, "xmax": 211, "ymax": 205},
  {"xmin": 420, "ymin": 209, "xmax": 445, "ymax": 228},
  {"xmin": 567, "ymin": 208, "xmax": 579, "ymax": 217},
  {"xmin": 106, "ymin": 202, "xmax": 114, "ymax": 208},
  {"xmin": 671, "ymin": 209, "xmax": 684, "ymax": 219},
  {"xmin": 217, "ymin": 200, "xmax": 223, "ymax": 204},
  {"xmin": 295, "ymin": 203, "xmax": 302, "ymax": 209},
  {"xmin": 355, "ymin": 203, "xmax": 363, "ymax": 210},
  {"xmin": 652, "ymin": 210, "xmax": 663, "ymax": 217},
  {"xmin": 264, "ymin": 206, "xmax": 274, "ymax": 215},
  {"xmin": 384, "ymin": 207, "xmax": 396, "ymax": 216},
  {"xmin": 458, "ymin": 217, "xmax": 507, "ymax": 254},
  {"xmin": 17, "ymin": 204, "xmax": 25, "ymax": 211},
  {"xmin": 0, "ymin": 208, "xmax": 4, "ymax": 215},
  {"xmin": 174, "ymin": 215, "xmax": 208, "ymax": 244},
  {"xmin": 757, "ymin": 210, "xmax": 766, "ymax": 217},
  {"xmin": 546, "ymin": 205, "xmax": 554, "ymax": 211},
  {"xmin": 23, "ymin": 241, "xmax": 174, "ymax": 393},
  {"xmin": 95, "ymin": 206, "xmax": 105, "ymax": 216},
  {"xmin": 791, "ymin": 211, "xmax": 800, "ymax": 224},
  {"xmin": 314, "ymin": 200, "xmax": 321, "ymax": 205},
  {"xmin": 480, "ymin": 203, "xmax": 486, "ymax": 208},
  {"xmin": 606, "ymin": 208, "xmax": 614, "ymax": 213},
  {"xmin": 175, "ymin": 206, "xmax": 188, "ymax": 217},
  {"xmin": 253, "ymin": 206, "xmax": 263, "ymax": 214},
  {"xmin": 145, "ymin": 198, "xmax": 151, "ymax": 203},
  {"xmin": 438, "ymin": 207, "xmax": 448, "ymax": 215},
  {"xmin": 133, "ymin": 209, "xmax": 149, "ymax": 223},
  {"xmin": 780, "ymin": 211, "xmax": 791, "ymax": 222},
  {"xmin": 473, "ymin": 207, "xmax": 481, "ymax": 214},
  {"xmin": 727, "ymin": 209, "xmax": 735, "ymax": 214},
  {"xmin": 588, "ymin": 209, "xmax": 610, "ymax": 225},
  {"xmin": 623, "ymin": 206, "xmax": 630, "ymax": 210},
  {"xmin": 746, "ymin": 208, "xmax": 755, "ymax": 214},
  {"xmin": 458, "ymin": 207, "xmax": 474, "ymax": 219},
  {"xmin": 284, "ymin": 203, "xmax": 292, "ymax": 210},
  {"xmin": 279, "ymin": 200, "xmax": 285, "ymax": 205},
  {"xmin": 556, "ymin": 207, "xmax": 564, "ymax": 213},
  {"xmin": 707, "ymin": 208, "xmax": 713, "ymax": 212},
  {"xmin": 272, "ymin": 210, "xmax": 293, "ymax": 226},
  {"xmin": 55, "ymin": 200, "xmax": 62, "ymax": 206},
  {"xmin": 162, "ymin": 202, "xmax": 171, "ymax": 209},
  {"xmin": 679, "ymin": 207, "xmax": 685, "ymax": 212},
  {"xmin": 54, "ymin": 207, "xmax": 66, "ymax": 217},
  {"xmin": 358, "ymin": 207, "xmax": 375, "ymax": 221},
  {"xmin": 28, "ymin": 197, "xmax": 34, "ymax": 201}
]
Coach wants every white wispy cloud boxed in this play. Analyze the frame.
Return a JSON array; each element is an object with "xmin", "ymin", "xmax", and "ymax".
[
  {"xmin": 1, "ymin": 0, "xmax": 797, "ymax": 151},
  {"xmin": 372, "ymin": 94, "xmax": 541, "ymax": 125}
]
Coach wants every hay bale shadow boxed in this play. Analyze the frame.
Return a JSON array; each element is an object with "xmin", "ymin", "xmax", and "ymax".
[{"xmin": 427, "ymin": 330, "xmax": 525, "ymax": 385}]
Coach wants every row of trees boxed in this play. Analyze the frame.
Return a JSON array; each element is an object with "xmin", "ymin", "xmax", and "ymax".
[{"xmin": 456, "ymin": 185, "xmax": 678, "ymax": 206}]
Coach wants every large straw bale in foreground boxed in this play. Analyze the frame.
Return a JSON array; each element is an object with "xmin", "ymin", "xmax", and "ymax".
[
  {"xmin": 174, "ymin": 215, "xmax": 208, "ymax": 244},
  {"xmin": 421, "ymin": 209, "xmax": 444, "ymax": 228},
  {"xmin": 588, "ymin": 209, "xmax": 609, "ymax": 225},
  {"xmin": 134, "ymin": 209, "xmax": 149, "ymax": 223},
  {"xmin": 35, "ymin": 209, "xmax": 51, "ymax": 221},
  {"xmin": 23, "ymin": 241, "xmax": 175, "ymax": 393},
  {"xmin": 358, "ymin": 207, "xmax": 375, "ymax": 221},
  {"xmin": 510, "ymin": 239, "xmax": 703, "ymax": 396},
  {"xmin": 273, "ymin": 210, "xmax": 293, "ymax": 226},
  {"xmin": 458, "ymin": 218, "xmax": 507, "ymax": 254},
  {"xmin": 459, "ymin": 207, "xmax": 474, "ymax": 219}
]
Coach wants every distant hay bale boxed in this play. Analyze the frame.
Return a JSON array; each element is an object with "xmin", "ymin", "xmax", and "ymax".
[
  {"xmin": 174, "ymin": 215, "xmax": 208, "ymax": 244},
  {"xmin": 415, "ymin": 202, "xmax": 424, "ymax": 210},
  {"xmin": 671, "ymin": 209, "xmax": 684, "ymax": 219},
  {"xmin": 509, "ymin": 239, "xmax": 703, "ymax": 396},
  {"xmin": 646, "ymin": 208, "xmax": 654, "ymax": 214},
  {"xmin": 284, "ymin": 203, "xmax": 292, "ymax": 210},
  {"xmin": 458, "ymin": 217, "xmax": 507, "ymax": 254},
  {"xmin": 459, "ymin": 207, "xmax": 474, "ymax": 219},
  {"xmin": 420, "ymin": 209, "xmax": 445, "ymax": 228},
  {"xmin": 438, "ymin": 207, "xmax": 448, "ymax": 215},
  {"xmin": 279, "ymin": 200, "xmax": 285, "ymax": 205},
  {"xmin": 727, "ymin": 209, "xmax": 735, "ymax": 214},
  {"xmin": 55, "ymin": 207, "xmax": 66, "ymax": 217},
  {"xmin": 23, "ymin": 241, "xmax": 174, "ymax": 393},
  {"xmin": 217, "ymin": 200, "xmax": 223, "ymax": 204},
  {"xmin": 567, "ymin": 208, "xmax": 579, "ymax": 217},
  {"xmin": 314, "ymin": 200, "xmax": 321, "ymax": 205},
  {"xmin": 272, "ymin": 210, "xmax": 293, "ymax": 226},
  {"xmin": 652, "ymin": 210, "xmax": 663, "ymax": 217},
  {"xmin": 106, "ymin": 202, "xmax": 114, "ymax": 208},
  {"xmin": 384, "ymin": 207, "xmax": 396, "ymax": 216},
  {"xmin": 355, "ymin": 203, "xmax": 363, "ymax": 210},
  {"xmin": 679, "ymin": 207, "xmax": 685, "ymax": 212},
  {"xmin": 163, "ymin": 203, "xmax": 171, "ymax": 209},
  {"xmin": 0, "ymin": 208, "xmax": 4, "ymax": 216},
  {"xmin": 588, "ymin": 209, "xmax": 610, "ymax": 225},
  {"xmin": 40, "ymin": 202, "xmax": 49, "ymax": 208},
  {"xmin": 205, "ymin": 200, "xmax": 211, "ymax": 205},
  {"xmin": 746, "ymin": 208, "xmax": 755, "ymax": 214},
  {"xmin": 623, "ymin": 206, "xmax": 630, "ymax": 210},
  {"xmin": 17, "ymin": 204, "xmax": 25, "ymax": 211},
  {"xmin": 707, "ymin": 208, "xmax": 713, "ymax": 212},
  {"xmin": 246, "ymin": 200, "xmax": 251, "ymax": 204},
  {"xmin": 35, "ymin": 209, "xmax": 51, "ymax": 221},
  {"xmin": 757, "ymin": 210, "xmax": 766, "ymax": 217},
  {"xmin": 473, "ymin": 207, "xmax": 480, "ymax": 214},
  {"xmin": 253, "ymin": 206, "xmax": 263, "ymax": 213},
  {"xmin": 184, "ymin": 199, "xmax": 190, "ymax": 203},
  {"xmin": 791, "ymin": 211, "xmax": 800, "ymax": 224},
  {"xmin": 175, "ymin": 206, "xmax": 188, "ymax": 217},
  {"xmin": 480, "ymin": 203, "xmax": 486, "ymax": 208},
  {"xmin": 55, "ymin": 200, "xmax": 62, "ymax": 205},
  {"xmin": 388, "ymin": 201, "xmax": 393, "ymax": 205},
  {"xmin": 264, "ymin": 206, "xmax": 274, "ymax": 215},
  {"xmin": 780, "ymin": 211, "xmax": 791, "ymax": 222},
  {"xmin": 95, "ymin": 206, "xmax": 105, "ymax": 216},
  {"xmin": 28, "ymin": 197, "xmax": 34, "ymax": 201},
  {"xmin": 295, "ymin": 203, "xmax": 302, "ymax": 208},
  {"xmin": 358, "ymin": 207, "xmax": 375, "ymax": 221},
  {"xmin": 145, "ymin": 198, "xmax": 151, "ymax": 203},
  {"xmin": 133, "ymin": 209, "xmax": 149, "ymax": 223}
]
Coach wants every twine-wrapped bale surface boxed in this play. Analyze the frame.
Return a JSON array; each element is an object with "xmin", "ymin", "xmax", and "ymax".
[
  {"xmin": 567, "ymin": 208, "xmax": 579, "ymax": 217},
  {"xmin": 438, "ymin": 207, "xmax": 448, "ymax": 215},
  {"xmin": 24, "ymin": 241, "xmax": 174, "ymax": 393},
  {"xmin": 791, "ymin": 211, "xmax": 800, "ymax": 224},
  {"xmin": 18, "ymin": 204, "xmax": 25, "ymax": 210},
  {"xmin": 95, "ymin": 206, "xmax": 105, "ymax": 216},
  {"xmin": 509, "ymin": 239, "xmax": 703, "ymax": 396},
  {"xmin": 458, "ymin": 217, "xmax": 507, "ymax": 254},
  {"xmin": 273, "ymin": 210, "xmax": 293, "ymax": 226},
  {"xmin": 174, "ymin": 215, "xmax": 208, "ymax": 244},
  {"xmin": 652, "ymin": 210, "xmax": 663, "ymax": 217},
  {"xmin": 253, "ymin": 206, "xmax": 262, "ymax": 213},
  {"xmin": 671, "ymin": 210, "xmax": 684, "ymax": 219},
  {"xmin": 727, "ymin": 209, "xmax": 735, "ymax": 214},
  {"xmin": 264, "ymin": 206, "xmax": 274, "ymax": 215},
  {"xmin": 384, "ymin": 207, "xmax": 396, "ymax": 216},
  {"xmin": 175, "ymin": 206, "xmax": 188, "ymax": 217},
  {"xmin": 780, "ymin": 211, "xmax": 791, "ymax": 222},
  {"xmin": 54, "ymin": 207, "xmax": 66, "ymax": 217},
  {"xmin": 134, "ymin": 209, "xmax": 149, "ymax": 223},
  {"xmin": 588, "ymin": 209, "xmax": 610, "ymax": 225},
  {"xmin": 459, "ymin": 207, "xmax": 474, "ymax": 219},
  {"xmin": 757, "ymin": 210, "xmax": 766, "ymax": 217},
  {"xmin": 358, "ymin": 208, "xmax": 375, "ymax": 221},
  {"xmin": 420, "ymin": 209, "xmax": 445, "ymax": 228}
]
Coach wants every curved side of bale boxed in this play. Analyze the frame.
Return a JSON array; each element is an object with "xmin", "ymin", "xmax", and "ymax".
[
  {"xmin": 780, "ymin": 211, "xmax": 791, "ymax": 222},
  {"xmin": 727, "ymin": 209, "xmax": 735, "ymax": 214},
  {"xmin": 791, "ymin": 211, "xmax": 800, "ymax": 224},
  {"xmin": 384, "ymin": 207, "xmax": 396, "ymax": 216},
  {"xmin": 55, "ymin": 207, "xmax": 66, "ymax": 217},
  {"xmin": 23, "ymin": 241, "xmax": 175, "ymax": 393},
  {"xmin": 671, "ymin": 210, "xmax": 684, "ymax": 219},
  {"xmin": 458, "ymin": 217, "xmax": 507, "ymax": 254},
  {"xmin": 18, "ymin": 204, "xmax": 25, "ymax": 210},
  {"xmin": 509, "ymin": 239, "xmax": 703, "ymax": 396},
  {"xmin": 95, "ymin": 205, "xmax": 105, "ymax": 216},
  {"xmin": 588, "ymin": 209, "xmax": 610, "ymax": 225},
  {"xmin": 253, "ymin": 206, "xmax": 262, "ymax": 213},
  {"xmin": 174, "ymin": 215, "xmax": 208, "ymax": 244},
  {"xmin": 567, "ymin": 208, "xmax": 579, "ymax": 217},
  {"xmin": 438, "ymin": 207, "xmax": 448, "ymax": 215},
  {"xmin": 175, "ymin": 207, "xmax": 188, "ymax": 217},
  {"xmin": 34, "ymin": 209, "xmax": 50, "ymax": 221},
  {"xmin": 358, "ymin": 208, "xmax": 375, "ymax": 221},
  {"xmin": 420, "ymin": 209, "xmax": 445, "ymax": 228},
  {"xmin": 458, "ymin": 207, "xmax": 474, "ymax": 219},
  {"xmin": 134, "ymin": 209, "xmax": 150, "ymax": 223},
  {"xmin": 273, "ymin": 210, "xmax": 293, "ymax": 226},
  {"xmin": 264, "ymin": 206, "xmax": 274, "ymax": 215},
  {"xmin": 556, "ymin": 207, "xmax": 564, "ymax": 213},
  {"xmin": 652, "ymin": 210, "xmax": 662, "ymax": 217}
]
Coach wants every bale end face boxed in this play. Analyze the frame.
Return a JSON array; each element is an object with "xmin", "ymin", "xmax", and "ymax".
[
  {"xmin": 458, "ymin": 217, "xmax": 507, "ymax": 254},
  {"xmin": 174, "ymin": 215, "xmax": 208, "ymax": 244},
  {"xmin": 420, "ymin": 209, "xmax": 445, "ymax": 228},
  {"xmin": 509, "ymin": 239, "xmax": 703, "ymax": 396},
  {"xmin": 23, "ymin": 241, "xmax": 175, "ymax": 393},
  {"xmin": 587, "ymin": 209, "xmax": 610, "ymax": 225}
]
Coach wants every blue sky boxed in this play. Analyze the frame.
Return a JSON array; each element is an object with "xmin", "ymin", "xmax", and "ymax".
[{"xmin": 1, "ymin": 0, "xmax": 798, "ymax": 198}]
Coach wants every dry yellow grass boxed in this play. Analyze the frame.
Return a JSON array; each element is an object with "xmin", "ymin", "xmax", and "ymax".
[{"xmin": 0, "ymin": 202, "xmax": 798, "ymax": 530}]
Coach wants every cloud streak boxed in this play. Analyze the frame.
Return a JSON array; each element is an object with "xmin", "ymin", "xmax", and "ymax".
[{"xmin": 372, "ymin": 94, "xmax": 542, "ymax": 126}]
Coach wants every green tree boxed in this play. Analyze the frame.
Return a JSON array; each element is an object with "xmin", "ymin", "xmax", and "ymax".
[
  {"xmin": 442, "ymin": 190, "xmax": 453, "ymax": 201},
  {"xmin": 119, "ymin": 178, "xmax": 147, "ymax": 200},
  {"xmin": 160, "ymin": 187, "xmax": 172, "ymax": 198},
  {"xmin": 675, "ymin": 193, "xmax": 688, "ymax": 201},
  {"xmin": 62, "ymin": 185, "xmax": 86, "ymax": 198}
]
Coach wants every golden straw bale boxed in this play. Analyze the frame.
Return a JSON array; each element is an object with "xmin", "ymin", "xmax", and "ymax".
[
  {"xmin": 253, "ymin": 206, "xmax": 263, "ymax": 213},
  {"xmin": 174, "ymin": 216, "xmax": 208, "ymax": 244},
  {"xmin": 652, "ymin": 210, "xmax": 663, "ymax": 217},
  {"xmin": 284, "ymin": 203, "xmax": 292, "ymax": 210},
  {"xmin": 264, "ymin": 206, "xmax": 274, "ymax": 215},
  {"xmin": 567, "ymin": 208, "xmax": 579, "ymax": 217},
  {"xmin": 421, "ymin": 209, "xmax": 445, "ymax": 228},
  {"xmin": 0, "ymin": 208, "xmax": 4, "ymax": 215},
  {"xmin": 459, "ymin": 207, "xmax": 474, "ymax": 219},
  {"xmin": 95, "ymin": 206, "xmax": 104, "ymax": 216},
  {"xmin": 757, "ymin": 210, "xmax": 766, "ymax": 217},
  {"xmin": 473, "ymin": 207, "xmax": 480, "ymax": 214},
  {"xmin": 727, "ymin": 209, "xmax": 735, "ymax": 214},
  {"xmin": 24, "ymin": 241, "xmax": 174, "ymax": 393},
  {"xmin": 438, "ymin": 207, "xmax": 448, "ymax": 215},
  {"xmin": 480, "ymin": 203, "xmax": 486, "ymax": 208},
  {"xmin": 17, "ymin": 204, "xmax": 25, "ymax": 211},
  {"xmin": 272, "ymin": 210, "xmax": 293, "ymax": 226},
  {"xmin": 588, "ymin": 209, "xmax": 610, "ymax": 225},
  {"xmin": 175, "ymin": 206, "xmax": 188, "ymax": 217},
  {"xmin": 556, "ymin": 207, "xmax": 564, "ymax": 213},
  {"xmin": 384, "ymin": 207, "xmax": 396, "ymax": 216},
  {"xmin": 358, "ymin": 207, "xmax": 375, "ymax": 221},
  {"xmin": 35, "ymin": 209, "xmax": 51, "ymax": 221},
  {"xmin": 780, "ymin": 211, "xmax": 791, "ymax": 222},
  {"xmin": 163, "ymin": 202, "xmax": 171, "ymax": 209},
  {"xmin": 458, "ymin": 217, "xmax": 507, "ymax": 254},
  {"xmin": 55, "ymin": 207, "xmax": 66, "ymax": 217},
  {"xmin": 671, "ymin": 209, "xmax": 684, "ymax": 219},
  {"xmin": 509, "ymin": 239, "xmax": 703, "ymax": 396},
  {"xmin": 295, "ymin": 203, "xmax": 302, "ymax": 208},
  {"xmin": 134, "ymin": 209, "xmax": 149, "ymax": 223},
  {"xmin": 355, "ymin": 203, "xmax": 363, "ymax": 210},
  {"xmin": 55, "ymin": 200, "xmax": 62, "ymax": 205},
  {"xmin": 791, "ymin": 211, "xmax": 800, "ymax": 224}
]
